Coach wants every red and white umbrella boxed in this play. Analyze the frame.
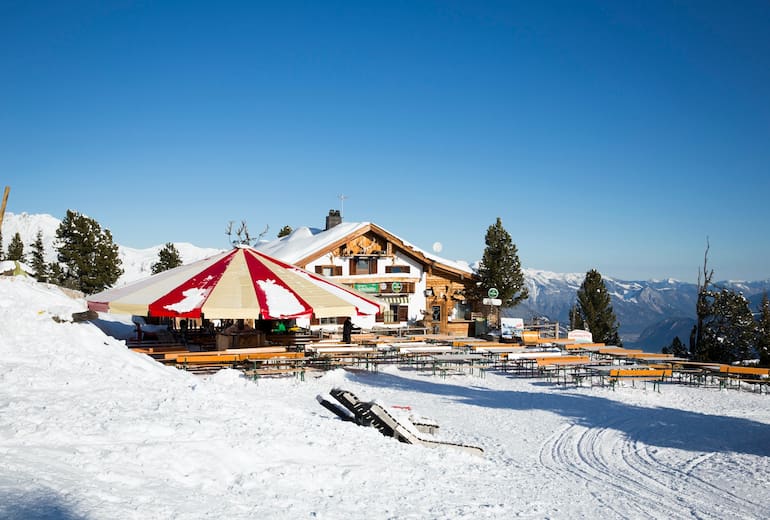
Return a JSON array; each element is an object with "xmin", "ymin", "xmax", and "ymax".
[{"xmin": 87, "ymin": 245, "xmax": 382, "ymax": 320}]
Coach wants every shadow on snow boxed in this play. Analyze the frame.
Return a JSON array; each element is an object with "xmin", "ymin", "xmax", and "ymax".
[
  {"xmin": 347, "ymin": 369, "xmax": 770, "ymax": 458},
  {"xmin": 0, "ymin": 488, "xmax": 87, "ymax": 520}
]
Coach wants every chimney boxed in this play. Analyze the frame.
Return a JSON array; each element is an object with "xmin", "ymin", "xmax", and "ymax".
[{"xmin": 325, "ymin": 209, "xmax": 342, "ymax": 230}]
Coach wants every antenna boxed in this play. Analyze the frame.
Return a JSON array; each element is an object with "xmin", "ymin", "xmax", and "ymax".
[{"xmin": 338, "ymin": 194, "xmax": 348, "ymax": 219}]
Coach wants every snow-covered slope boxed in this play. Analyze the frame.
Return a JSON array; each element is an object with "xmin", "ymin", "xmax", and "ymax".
[{"xmin": 1, "ymin": 276, "xmax": 769, "ymax": 519}]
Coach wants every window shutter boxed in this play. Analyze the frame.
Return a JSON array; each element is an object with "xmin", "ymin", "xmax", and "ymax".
[
  {"xmin": 369, "ymin": 259, "xmax": 377, "ymax": 274},
  {"xmin": 334, "ymin": 266, "xmax": 342, "ymax": 276},
  {"xmin": 349, "ymin": 258, "xmax": 356, "ymax": 275},
  {"xmin": 315, "ymin": 266, "xmax": 323, "ymax": 274},
  {"xmin": 397, "ymin": 306, "xmax": 408, "ymax": 322}
]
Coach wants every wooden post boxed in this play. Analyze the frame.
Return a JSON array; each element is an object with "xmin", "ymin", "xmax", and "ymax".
[{"xmin": 0, "ymin": 186, "xmax": 9, "ymax": 230}]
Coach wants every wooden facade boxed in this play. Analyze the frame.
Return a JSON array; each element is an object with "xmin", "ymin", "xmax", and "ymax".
[{"xmin": 290, "ymin": 221, "xmax": 479, "ymax": 335}]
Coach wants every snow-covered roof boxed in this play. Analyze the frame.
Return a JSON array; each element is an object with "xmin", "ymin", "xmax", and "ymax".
[{"xmin": 256, "ymin": 221, "xmax": 475, "ymax": 275}]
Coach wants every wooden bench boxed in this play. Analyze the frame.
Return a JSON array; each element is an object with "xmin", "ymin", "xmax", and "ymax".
[
  {"xmin": 719, "ymin": 365, "xmax": 770, "ymax": 377},
  {"xmin": 535, "ymin": 356, "xmax": 591, "ymax": 385},
  {"xmin": 535, "ymin": 355, "xmax": 590, "ymax": 367},
  {"xmin": 607, "ymin": 368, "xmax": 672, "ymax": 391},
  {"xmin": 175, "ymin": 354, "xmax": 240, "ymax": 366},
  {"xmin": 717, "ymin": 365, "xmax": 770, "ymax": 391},
  {"xmin": 240, "ymin": 351, "xmax": 305, "ymax": 361},
  {"xmin": 130, "ymin": 344, "xmax": 191, "ymax": 363}
]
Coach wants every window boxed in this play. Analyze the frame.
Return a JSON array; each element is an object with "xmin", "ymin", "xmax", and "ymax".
[
  {"xmin": 315, "ymin": 265, "xmax": 342, "ymax": 276},
  {"xmin": 349, "ymin": 257, "xmax": 377, "ymax": 275},
  {"xmin": 452, "ymin": 301, "xmax": 472, "ymax": 321},
  {"xmin": 386, "ymin": 265, "xmax": 411, "ymax": 274},
  {"xmin": 379, "ymin": 304, "xmax": 408, "ymax": 324}
]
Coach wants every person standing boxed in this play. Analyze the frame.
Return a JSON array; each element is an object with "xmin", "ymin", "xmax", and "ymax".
[{"xmin": 342, "ymin": 317, "xmax": 355, "ymax": 344}]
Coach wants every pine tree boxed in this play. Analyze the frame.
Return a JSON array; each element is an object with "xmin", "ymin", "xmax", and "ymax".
[
  {"xmin": 756, "ymin": 292, "xmax": 770, "ymax": 367},
  {"xmin": 7, "ymin": 232, "xmax": 25, "ymax": 262},
  {"xmin": 277, "ymin": 225, "xmax": 293, "ymax": 238},
  {"xmin": 30, "ymin": 229, "xmax": 48, "ymax": 282},
  {"xmin": 662, "ymin": 336, "xmax": 688, "ymax": 357},
  {"xmin": 55, "ymin": 209, "xmax": 123, "ymax": 294},
  {"xmin": 470, "ymin": 217, "xmax": 528, "ymax": 307},
  {"xmin": 575, "ymin": 269, "xmax": 622, "ymax": 346},
  {"xmin": 47, "ymin": 262, "xmax": 64, "ymax": 285},
  {"xmin": 0, "ymin": 230, "xmax": 4, "ymax": 261},
  {"xmin": 151, "ymin": 242, "xmax": 183, "ymax": 274},
  {"xmin": 700, "ymin": 289, "xmax": 755, "ymax": 364}
]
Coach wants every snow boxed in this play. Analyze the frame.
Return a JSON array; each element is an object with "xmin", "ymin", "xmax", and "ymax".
[
  {"xmin": 257, "ymin": 278, "xmax": 306, "ymax": 316},
  {"xmin": 163, "ymin": 287, "xmax": 209, "ymax": 314},
  {"xmin": 2, "ymin": 276, "xmax": 769, "ymax": 519}
]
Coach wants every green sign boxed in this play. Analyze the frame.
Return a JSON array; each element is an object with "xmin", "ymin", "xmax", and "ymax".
[
  {"xmin": 354, "ymin": 283, "xmax": 380, "ymax": 294},
  {"xmin": 391, "ymin": 281, "xmax": 402, "ymax": 293},
  {"xmin": 487, "ymin": 287, "xmax": 499, "ymax": 298}
]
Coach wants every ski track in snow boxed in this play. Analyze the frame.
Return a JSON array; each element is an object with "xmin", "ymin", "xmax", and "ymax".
[{"xmin": 538, "ymin": 417, "xmax": 765, "ymax": 519}]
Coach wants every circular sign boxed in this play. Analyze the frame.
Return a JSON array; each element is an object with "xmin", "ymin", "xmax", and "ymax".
[
  {"xmin": 487, "ymin": 287, "xmax": 499, "ymax": 298},
  {"xmin": 391, "ymin": 281, "xmax": 402, "ymax": 293}
]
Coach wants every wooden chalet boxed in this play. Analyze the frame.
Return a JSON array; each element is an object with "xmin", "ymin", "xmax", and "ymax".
[{"xmin": 258, "ymin": 211, "xmax": 479, "ymax": 336}]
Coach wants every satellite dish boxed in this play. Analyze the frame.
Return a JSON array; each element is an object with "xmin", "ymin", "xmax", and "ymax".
[{"xmin": 432, "ymin": 241, "xmax": 443, "ymax": 253}]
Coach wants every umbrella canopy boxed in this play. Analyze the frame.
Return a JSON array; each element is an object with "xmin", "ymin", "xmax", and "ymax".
[{"xmin": 87, "ymin": 245, "xmax": 382, "ymax": 320}]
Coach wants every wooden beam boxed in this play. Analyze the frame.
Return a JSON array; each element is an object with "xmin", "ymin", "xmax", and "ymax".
[{"xmin": 0, "ymin": 186, "xmax": 9, "ymax": 230}]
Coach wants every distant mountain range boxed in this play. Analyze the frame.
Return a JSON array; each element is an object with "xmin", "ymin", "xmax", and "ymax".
[
  {"xmin": 510, "ymin": 270, "xmax": 770, "ymax": 352},
  {"xmin": 4, "ymin": 212, "xmax": 769, "ymax": 352}
]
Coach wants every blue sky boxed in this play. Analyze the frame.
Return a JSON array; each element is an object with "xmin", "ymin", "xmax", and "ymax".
[{"xmin": 2, "ymin": 1, "xmax": 769, "ymax": 283}]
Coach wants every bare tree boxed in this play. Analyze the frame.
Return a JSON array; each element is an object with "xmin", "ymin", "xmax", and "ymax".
[
  {"xmin": 694, "ymin": 238, "xmax": 714, "ymax": 360},
  {"xmin": 225, "ymin": 221, "xmax": 268, "ymax": 246}
]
